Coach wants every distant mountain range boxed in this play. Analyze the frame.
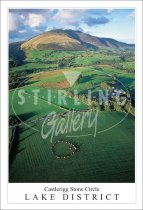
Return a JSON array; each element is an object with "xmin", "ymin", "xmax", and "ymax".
[{"xmin": 10, "ymin": 29, "xmax": 135, "ymax": 52}]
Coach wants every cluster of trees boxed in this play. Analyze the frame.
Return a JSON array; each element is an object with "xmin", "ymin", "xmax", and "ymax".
[
  {"xmin": 112, "ymin": 54, "xmax": 135, "ymax": 73},
  {"xmin": 100, "ymin": 82, "xmax": 112, "ymax": 91},
  {"xmin": 9, "ymin": 116, "xmax": 20, "ymax": 126},
  {"xmin": 89, "ymin": 96, "xmax": 134, "ymax": 116},
  {"xmin": 9, "ymin": 74, "xmax": 21, "ymax": 89},
  {"xmin": 9, "ymin": 58, "xmax": 22, "ymax": 68},
  {"xmin": 72, "ymin": 91, "xmax": 134, "ymax": 116},
  {"xmin": 113, "ymin": 63, "xmax": 134, "ymax": 73},
  {"xmin": 9, "ymin": 72, "xmax": 27, "ymax": 89}
]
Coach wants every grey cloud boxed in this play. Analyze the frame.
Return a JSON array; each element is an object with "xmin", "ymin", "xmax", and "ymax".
[{"xmin": 84, "ymin": 16, "xmax": 110, "ymax": 26}]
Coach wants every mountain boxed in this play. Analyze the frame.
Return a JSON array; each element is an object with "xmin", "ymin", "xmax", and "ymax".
[{"xmin": 19, "ymin": 29, "xmax": 134, "ymax": 51}]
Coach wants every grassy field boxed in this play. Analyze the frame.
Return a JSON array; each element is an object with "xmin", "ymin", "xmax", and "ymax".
[
  {"xmin": 9, "ymin": 111, "xmax": 135, "ymax": 183},
  {"xmin": 9, "ymin": 49, "xmax": 135, "ymax": 73},
  {"xmin": 9, "ymin": 48, "xmax": 135, "ymax": 183},
  {"xmin": 9, "ymin": 88, "xmax": 66, "ymax": 124},
  {"xmin": 9, "ymin": 85, "xmax": 88, "ymax": 123}
]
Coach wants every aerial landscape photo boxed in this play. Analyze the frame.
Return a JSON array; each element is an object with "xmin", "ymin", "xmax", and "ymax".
[{"xmin": 9, "ymin": 9, "xmax": 135, "ymax": 183}]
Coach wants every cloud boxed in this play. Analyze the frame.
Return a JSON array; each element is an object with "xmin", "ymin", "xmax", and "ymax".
[
  {"xmin": 87, "ymin": 9, "xmax": 113, "ymax": 16},
  {"xmin": 106, "ymin": 9, "xmax": 113, "ymax": 14},
  {"xmin": 9, "ymin": 12, "xmax": 18, "ymax": 31},
  {"xmin": 9, "ymin": 9, "xmax": 113, "ymax": 42},
  {"xmin": 9, "ymin": 11, "xmax": 27, "ymax": 32},
  {"xmin": 45, "ymin": 27, "xmax": 57, "ymax": 32},
  {"xmin": 27, "ymin": 13, "xmax": 45, "ymax": 28},
  {"xmin": 129, "ymin": 11, "xmax": 135, "ymax": 18},
  {"xmin": 84, "ymin": 16, "xmax": 110, "ymax": 26},
  {"xmin": 20, "ymin": 15, "xmax": 25, "ymax": 20},
  {"xmin": 9, "ymin": 9, "xmax": 111, "ymax": 33},
  {"xmin": 53, "ymin": 9, "xmax": 84, "ymax": 26},
  {"xmin": 9, "ymin": 28, "xmax": 39, "ymax": 43},
  {"xmin": 18, "ymin": 30, "xmax": 27, "ymax": 33},
  {"xmin": 53, "ymin": 10, "xmax": 111, "ymax": 27},
  {"xmin": 9, "ymin": 9, "xmax": 51, "ymax": 16}
]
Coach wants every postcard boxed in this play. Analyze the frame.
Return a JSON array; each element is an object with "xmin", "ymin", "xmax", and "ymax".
[{"xmin": 0, "ymin": 0, "xmax": 142, "ymax": 209}]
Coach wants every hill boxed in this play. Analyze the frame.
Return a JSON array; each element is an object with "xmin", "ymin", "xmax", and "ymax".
[{"xmin": 20, "ymin": 29, "xmax": 134, "ymax": 51}]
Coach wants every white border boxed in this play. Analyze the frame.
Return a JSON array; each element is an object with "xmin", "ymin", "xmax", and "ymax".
[{"xmin": 0, "ymin": 1, "xmax": 142, "ymax": 210}]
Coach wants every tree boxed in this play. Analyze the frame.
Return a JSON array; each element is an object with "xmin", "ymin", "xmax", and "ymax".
[
  {"xmin": 9, "ymin": 74, "xmax": 21, "ymax": 89},
  {"xmin": 59, "ymin": 61, "xmax": 65, "ymax": 68},
  {"xmin": 124, "ymin": 101, "xmax": 131, "ymax": 113},
  {"xmin": 9, "ymin": 58, "xmax": 21, "ymax": 67},
  {"xmin": 90, "ymin": 101, "xmax": 98, "ymax": 110},
  {"xmin": 104, "ymin": 104, "xmax": 111, "ymax": 111},
  {"xmin": 100, "ymin": 82, "xmax": 112, "ymax": 91},
  {"xmin": 120, "ymin": 55, "xmax": 126, "ymax": 62},
  {"xmin": 113, "ymin": 102, "xmax": 122, "ymax": 112}
]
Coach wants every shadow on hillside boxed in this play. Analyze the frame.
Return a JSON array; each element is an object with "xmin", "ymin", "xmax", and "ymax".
[
  {"xmin": 9, "ymin": 125, "xmax": 23, "ymax": 170},
  {"xmin": 9, "ymin": 112, "xmax": 38, "ymax": 173},
  {"xmin": 21, "ymin": 124, "xmax": 37, "ymax": 133},
  {"xmin": 80, "ymin": 75, "xmax": 95, "ymax": 83},
  {"xmin": 10, "ymin": 112, "xmax": 38, "ymax": 122},
  {"xmin": 24, "ymin": 80, "xmax": 40, "ymax": 86},
  {"xmin": 19, "ymin": 131, "xmax": 38, "ymax": 142},
  {"xmin": 9, "ymin": 42, "xmax": 26, "ymax": 64}
]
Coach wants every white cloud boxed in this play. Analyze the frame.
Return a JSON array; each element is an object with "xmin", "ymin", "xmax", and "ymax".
[
  {"xmin": 18, "ymin": 30, "xmax": 27, "ymax": 33},
  {"xmin": 9, "ymin": 12, "xmax": 18, "ymax": 31},
  {"xmin": 107, "ymin": 9, "xmax": 113, "ymax": 14},
  {"xmin": 80, "ymin": 24, "xmax": 97, "ymax": 36},
  {"xmin": 53, "ymin": 9, "xmax": 84, "ymax": 25},
  {"xmin": 129, "ymin": 11, "xmax": 135, "ymax": 18},
  {"xmin": 45, "ymin": 27, "xmax": 56, "ymax": 32},
  {"xmin": 20, "ymin": 15, "xmax": 25, "ymax": 20},
  {"xmin": 27, "ymin": 13, "xmax": 45, "ymax": 28}
]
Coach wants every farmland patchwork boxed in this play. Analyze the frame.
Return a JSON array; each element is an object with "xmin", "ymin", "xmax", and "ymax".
[{"xmin": 9, "ymin": 28, "xmax": 135, "ymax": 183}]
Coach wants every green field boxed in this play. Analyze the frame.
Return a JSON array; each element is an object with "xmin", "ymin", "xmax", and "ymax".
[
  {"xmin": 9, "ymin": 88, "xmax": 65, "ymax": 122},
  {"xmin": 9, "ymin": 111, "xmax": 135, "ymax": 183},
  {"xmin": 24, "ymin": 86, "xmax": 88, "ymax": 110},
  {"xmin": 9, "ymin": 47, "xmax": 135, "ymax": 183},
  {"xmin": 9, "ymin": 49, "xmax": 135, "ymax": 74}
]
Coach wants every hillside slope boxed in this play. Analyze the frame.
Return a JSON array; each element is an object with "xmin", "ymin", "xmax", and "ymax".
[{"xmin": 21, "ymin": 29, "xmax": 134, "ymax": 51}]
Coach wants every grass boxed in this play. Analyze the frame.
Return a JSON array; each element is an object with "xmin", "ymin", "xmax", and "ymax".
[
  {"xmin": 9, "ymin": 111, "xmax": 135, "ymax": 183},
  {"xmin": 9, "ymin": 49, "xmax": 135, "ymax": 73},
  {"xmin": 10, "ymin": 62, "xmax": 59, "ymax": 73},
  {"xmin": 52, "ymin": 141, "xmax": 77, "ymax": 158},
  {"xmin": 9, "ymin": 88, "xmax": 65, "ymax": 123},
  {"xmin": 73, "ymin": 53, "xmax": 121, "ymax": 66},
  {"xmin": 70, "ymin": 70, "xmax": 112, "ymax": 95},
  {"xmin": 9, "ymin": 48, "xmax": 135, "ymax": 183},
  {"xmin": 118, "ymin": 74, "xmax": 135, "ymax": 90},
  {"xmin": 9, "ymin": 84, "xmax": 89, "ymax": 125},
  {"xmin": 23, "ymin": 86, "xmax": 88, "ymax": 110}
]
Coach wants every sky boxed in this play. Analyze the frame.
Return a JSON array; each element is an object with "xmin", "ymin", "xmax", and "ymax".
[{"xmin": 9, "ymin": 9, "xmax": 135, "ymax": 44}]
